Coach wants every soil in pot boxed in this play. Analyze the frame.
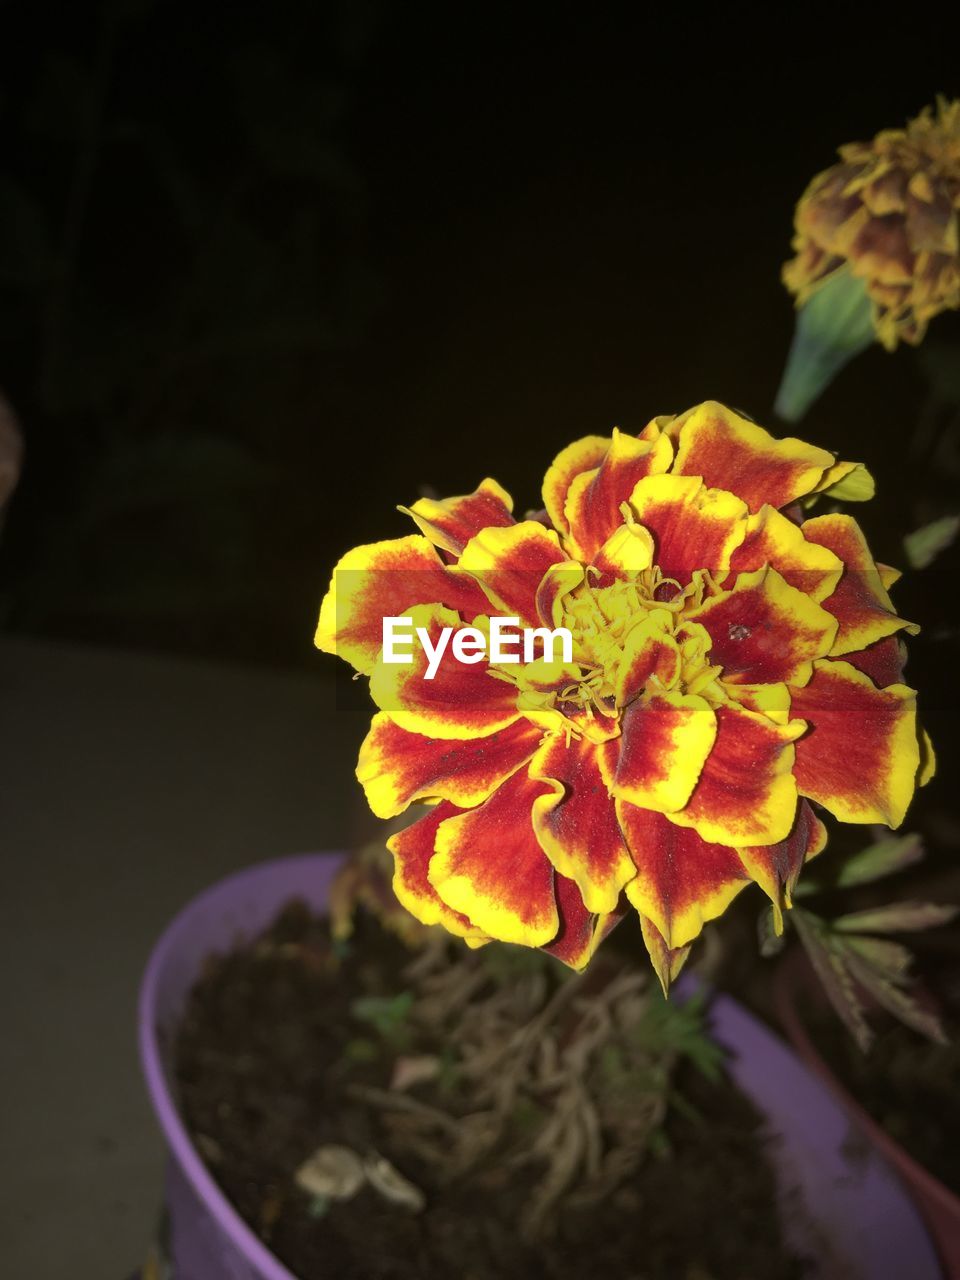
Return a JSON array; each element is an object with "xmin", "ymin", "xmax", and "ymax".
[{"xmin": 174, "ymin": 901, "xmax": 810, "ymax": 1280}]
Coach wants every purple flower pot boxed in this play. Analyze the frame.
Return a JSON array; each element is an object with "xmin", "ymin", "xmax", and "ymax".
[
  {"xmin": 776, "ymin": 949, "xmax": 960, "ymax": 1278},
  {"xmin": 140, "ymin": 854, "xmax": 942, "ymax": 1280}
]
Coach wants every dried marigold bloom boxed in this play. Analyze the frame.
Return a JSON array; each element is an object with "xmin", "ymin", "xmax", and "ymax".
[{"xmin": 784, "ymin": 97, "xmax": 960, "ymax": 351}]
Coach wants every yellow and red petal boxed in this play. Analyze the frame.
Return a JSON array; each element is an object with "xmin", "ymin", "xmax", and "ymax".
[
  {"xmin": 727, "ymin": 503, "xmax": 844, "ymax": 602},
  {"xmin": 668, "ymin": 401, "xmax": 835, "ymax": 511},
  {"xmin": 685, "ymin": 566, "xmax": 838, "ymax": 687},
  {"xmin": 369, "ymin": 603, "xmax": 522, "ymax": 739},
  {"xmin": 316, "ymin": 534, "xmax": 490, "ymax": 675},
  {"xmin": 614, "ymin": 609, "xmax": 681, "ymax": 704},
  {"xmin": 738, "ymin": 799, "xmax": 828, "ymax": 930},
  {"xmin": 563, "ymin": 426, "xmax": 673, "ymax": 561},
  {"xmin": 667, "ymin": 701, "xmax": 804, "ymax": 847},
  {"xmin": 612, "ymin": 691, "xmax": 717, "ymax": 813},
  {"xmin": 803, "ymin": 514, "xmax": 918, "ymax": 655},
  {"xmin": 790, "ymin": 659, "xmax": 920, "ymax": 827},
  {"xmin": 845, "ymin": 635, "xmax": 906, "ymax": 689},
  {"xmin": 918, "ymin": 728, "xmax": 936, "ymax": 787},
  {"xmin": 401, "ymin": 478, "xmax": 515, "ymax": 556},
  {"xmin": 387, "ymin": 802, "xmax": 488, "ymax": 940},
  {"xmin": 357, "ymin": 712, "xmax": 542, "ymax": 818},
  {"xmin": 542, "ymin": 435, "xmax": 611, "ymax": 537},
  {"xmin": 617, "ymin": 801, "xmax": 751, "ymax": 949},
  {"xmin": 430, "ymin": 770, "xmax": 559, "ymax": 946},
  {"xmin": 638, "ymin": 914, "xmax": 691, "ymax": 996},
  {"xmin": 591, "ymin": 521, "xmax": 657, "ymax": 579},
  {"xmin": 458, "ymin": 521, "xmax": 571, "ymax": 627},
  {"xmin": 528, "ymin": 733, "xmax": 636, "ymax": 914},
  {"xmin": 542, "ymin": 873, "xmax": 627, "ymax": 971},
  {"xmin": 628, "ymin": 473, "xmax": 748, "ymax": 584}
]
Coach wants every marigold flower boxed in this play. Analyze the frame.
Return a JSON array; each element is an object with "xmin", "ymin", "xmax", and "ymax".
[
  {"xmin": 784, "ymin": 97, "xmax": 960, "ymax": 351},
  {"xmin": 316, "ymin": 402, "xmax": 933, "ymax": 987}
]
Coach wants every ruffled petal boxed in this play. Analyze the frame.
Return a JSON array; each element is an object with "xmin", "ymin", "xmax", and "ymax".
[
  {"xmin": 401, "ymin": 478, "xmax": 515, "ymax": 556},
  {"xmin": 684, "ymin": 566, "xmax": 838, "ymax": 687},
  {"xmin": 563, "ymin": 426, "xmax": 673, "ymax": 561},
  {"xmin": 612, "ymin": 692, "xmax": 717, "ymax": 814},
  {"xmin": 542, "ymin": 435, "xmax": 610, "ymax": 536},
  {"xmin": 727, "ymin": 503, "xmax": 844, "ymax": 601},
  {"xmin": 790, "ymin": 659, "xmax": 919, "ymax": 827},
  {"xmin": 542, "ymin": 873, "xmax": 627, "ymax": 971},
  {"xmin": 638, "ymin": 914, "xmax": 691, "ymax": 996},
  {"xmin": 316, "ymin": 534, "xmax": 491, "ymax": 674},
  {"xmin": 430, "ymin": 770, "xmax": 559, "ymax": 946},
  {"xmin": 357, "ymin": 712, "xmax": 542, "ymax": 818},
  {"xmin": 668, "ymin": 401, "xmax": 835, "ymax": 511},
  {"xmin": 528, "ymin": 733, "xmax": 636, "ymax": 913},
  {"xmin": 737, "ymin": 799, "xmax": 828, "ymax": 930},
  {"xmin": 387, "ymin": 803, "xmax": 489, "ymax": 940},
  {"xmin": 369, "ymin": 603, "xmax": 522, "ymax": 739},
  {"xmin": 617, "ymin": 801, "xmax": 751, "ymax": 949},
  {"xmin": 666, "ymin": 700, "xmax": 804, "ymax": 846},
  {"xmin": 802, "ymin": 513, "xmax": 918, "ymax": 655},
  {"xmin": 628, "ymin": 473, "xmax": 748, "ymax": 584},
  {"xmin": 458, "ymin": 521, "xmax": 571, "ymax": 627},
  {"xmin": 845, "ymin": 635, "xmax": 906, "ymax": 689}
]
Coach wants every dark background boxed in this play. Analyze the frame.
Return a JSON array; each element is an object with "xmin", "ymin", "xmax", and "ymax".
[{"xmin": 0, "ymin": 3, "xmax": 958, "ymax": 710}]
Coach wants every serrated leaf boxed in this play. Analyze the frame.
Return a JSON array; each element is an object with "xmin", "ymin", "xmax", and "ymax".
[
  {"xmin": 904, "ymin": 515, "xmax": 960, "ymax": 570},
  {"xmin": 834, "ymin": 901, "xmax": 959, "ymax": 935},
  {"xmin": 833, "ymin": 834, "xmax": 925, "ymax": 889},
  {"xmin": 793, "ymin": 911, "xmax": 873, "ymax": 1051},
  {"xmin": 843, "ymin": 935, "xmax": 913, "ymax": 983},
  {"xmin": 845, "ymin": 953, "xmax": 947, "ymax": 1045}
]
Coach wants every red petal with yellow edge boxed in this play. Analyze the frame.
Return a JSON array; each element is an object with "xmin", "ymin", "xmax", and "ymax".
[
  {"xmin": 846, "ymin": 635, "xmax": 906, "ymax": 689},
  {"xmin": 669, "ymin": 401, "xmax": 835, "ymax": 512},
  {"xmin": 802, "ymin": 514, "xmax": 918, "ymax": 655},
  {"xmin": 685, "ymin": 566, "xmax": 837, "ymax": 687},
  {"xmin": 612, "ymin": 692, "xmax": 717, "ymax": 813},
  {"xmin": 727, "ymin": 504, "xmax": 843, "ymax": 602},
  {"xmin": 638, "ymin": 914, "xmax": 691, "ymax": 996},
  {"xmin": 617, "ymin": 801, "xmax": 750, "ymax": 949},
  {"xmin": 614, "ymin": 609, "xmax": 680, "ymax": 704},
  {"xmin": 542, "ymin": 435, "xmax": 612, "ymax": 536},
  {"xmin": 543, "ymin": 874, "xmax": 627, "ymax": 971},
  {"xmin": 316, "ymin": 534, "xmax": 491, "ymax": 675},
  {"xmin": 357, "ymin": 712, "xmax": 542, "ymax": 819},
  {"xmin": 628, "ymin": 473, "xmax": 747, "ymax": 584},
  {"xmin": 387, "ymin": 802, "xmax": 487, "ymax": 940},
  {"xmin": 529, "ymin": 733, "xmax": 636, "ymax": 914},
  {"xmin": 563, "ymin": 426, "xmax": 673, "ymax": 561},
  {"xmin": 667, "ymin": 701, "xmax": 804, "ymax": 847},
  {"xmin": 790, "ymin": 659, "xmax": 920, "ymax": 828},
  {"xmin": 458, "ymin": 521, "xmax": 570, "ymax": 627},
  {"xmin": 430, "ymin": 770, "xmax": 559, "ymax": 946},
  {"xmin": 370, "ymin": 603, "xmax": 522, "ymax": 740},
  {"xmin": 402, "ymin": 478, "xmax": 515, "ymax": 556},
  {"xmin": 738, "ymin": 799, "xmax": 828, "ymax": 928}
]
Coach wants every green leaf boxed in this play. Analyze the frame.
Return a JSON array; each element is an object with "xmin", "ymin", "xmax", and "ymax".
[
  {"xmin": 793, "ymin": 910, "xmax": 873, "ymax": 1052},
  {"xmin": 833, "ymin": 833, "xmax": 925, "ymax": 889},
  {"xmin": 774, "ymin": 268, "xmax": 875, "ymax": 423},
  {"xmin": 904, "ymin": 515, "xmax": 960, "ymax": 570},
  {"xmin": 834, "ymin": 902, "xmax": 959, "ymax": 935},
  {"xmin": 350, "ymin": 991, "xmax": 414, "ymax": 1040},
  {"xmin": 845, "ymin": 953, "xmax": 947, "ymax": 1045}
]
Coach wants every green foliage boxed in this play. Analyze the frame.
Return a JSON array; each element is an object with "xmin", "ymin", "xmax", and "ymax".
[
  {"xmin": 350, "ymin": 991, "xmax": 414, "ymax": 1050},
  {"xmin": 904, "ymin": 515, "xmax": 960, "ymax": 570},
  {"xmin": 631, "ymin": 989, "xmax": 724, "ymax": 1083}
]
